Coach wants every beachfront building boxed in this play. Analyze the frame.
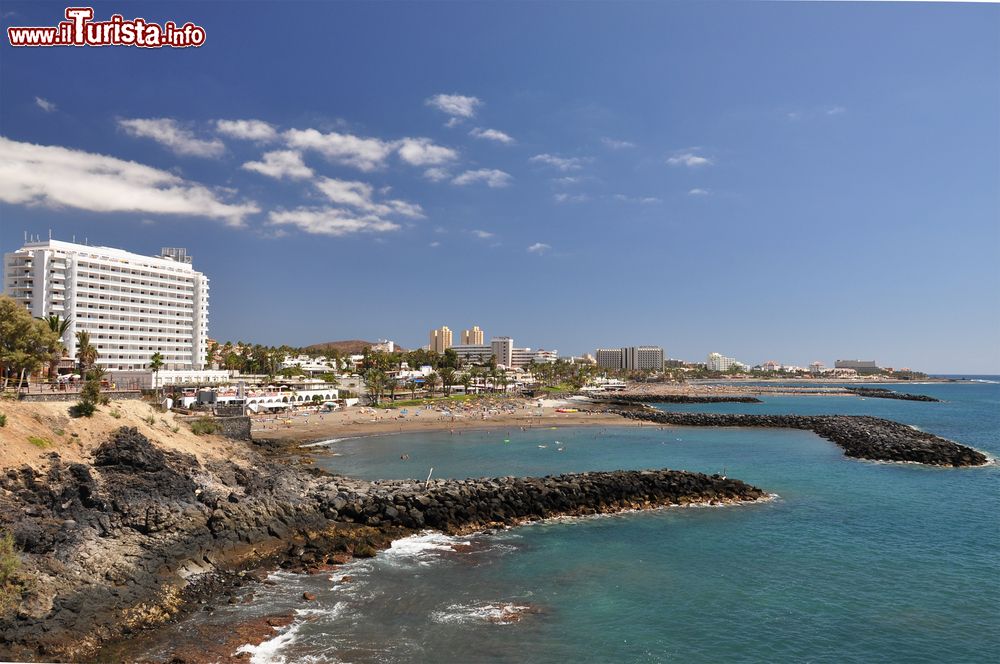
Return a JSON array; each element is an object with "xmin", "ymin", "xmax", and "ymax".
[
  {"xmin": 280, "ymin": 355, "xmax": 340, "ymax": 376},
  {"xmin": 4, "ymin": 238, "xmax": 210, "ymax": 372},
  {"xmin": 429, "ymin": 326, "xmax": 453, "ymax": 353},
  {"xmin": 452, "ymin": 344, "xmax": 493, "ymax": 365},
  {"xmin": 595, "ymin": 346, "xmax": 665, "ymax": 371},
  {"xmin": 835, "ymin": 359, "xmax": 881, "ymax": 375},
  {"xmin": 512, "ymin": 347, "xmax": 558, "ymax": 367},
  {"xmin": 809, "ymin": 361, "xmax": 827, "ymax": 374},
  {"xmin": 707, "ymin": 352, "xmax": 740, "ymax": 372},
  {"xmin": 491, "ymin": 336, "xmax": 514, "ymax": 368},
  {"xmin": 461, "ymin": 326, "xmax": 484, "ymax": 345}
]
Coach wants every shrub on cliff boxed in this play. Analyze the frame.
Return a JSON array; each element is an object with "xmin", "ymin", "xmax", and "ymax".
[
  {"xmin": 0, "ymin": 530, "xmax": 22, "ymax": 615},
  {"xmin": 189, "ymin": 417, "xmax": 219, "ymax": 435},
  {"xmin": 0, "ymin": 412, "xmax": 6, "ymax": 427}
]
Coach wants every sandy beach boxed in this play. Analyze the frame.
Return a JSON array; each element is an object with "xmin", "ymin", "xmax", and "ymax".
[{"xmin": 252, "ymin": 397, "xmax": 648, "ymax": 444}]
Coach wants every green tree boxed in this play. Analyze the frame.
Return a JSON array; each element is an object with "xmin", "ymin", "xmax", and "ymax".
[
  {"xmin": 0, "ymin": 296, "xmax": 61, "ymax": 389},
  {"xmin": 41, "ymin": 314, "xmax": 71, "ymax": 380},
  {"xmin": 149, "ymin": 352, "xmax": 164, "ymax": 396},
  {"xmin": 363, "ymin": 367, "xmax": 388, "ymax": 406},
  {"xmin": 424, "ymin": 371, "xmax": 438, "ymax": 396},
  {"xmin": 75, "ymin": 330, "xmax": 98, "ymax": 374},
  {"xmin": 439, "ymin": 367, "xmax": 457, "ymax": 396}
]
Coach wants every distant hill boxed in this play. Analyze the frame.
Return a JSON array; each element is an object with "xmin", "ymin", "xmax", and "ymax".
[{"xmin": 303, "ymin": 340, "xmax": 406, "ymax": 355}]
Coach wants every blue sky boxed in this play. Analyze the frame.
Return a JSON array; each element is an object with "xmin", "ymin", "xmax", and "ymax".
[{"xmin": 1, "ymin": 1, "xmax": 998, "ymax": 373}]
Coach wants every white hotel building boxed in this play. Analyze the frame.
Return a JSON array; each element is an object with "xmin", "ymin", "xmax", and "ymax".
[{"xmin": 3, "ymin": 240, "xmax": 210, "ymax": 373}]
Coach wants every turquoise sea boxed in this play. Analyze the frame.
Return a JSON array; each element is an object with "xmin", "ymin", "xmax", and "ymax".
[{"xmin": 177, "ymin": 380, "xmax": 1000, "ymax": 663}]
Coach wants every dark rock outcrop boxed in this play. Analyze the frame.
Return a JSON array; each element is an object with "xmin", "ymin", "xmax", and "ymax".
[
  {"xmin": 600, "ymin": 394, "xmax": 762, "ymax": 404},
  {"xmin": 0, "ymin": 427, "xmax": 766, "ymax": 662},
  {"xmin": 844, "ymin": 387, "xmax": 940, "ymax": 402},
  {"xmin": 601, "ymin": 409, "xmax": 986, "ymax": 467}
]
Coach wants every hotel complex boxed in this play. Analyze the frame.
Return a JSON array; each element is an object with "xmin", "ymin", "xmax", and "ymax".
[
  {"xmin": 3, "ymin": 239, "xmax": 210, "ymax": 372},
  {"xmin": 595, "ymin": 346, "xmax": 665, "ymax": 371}
]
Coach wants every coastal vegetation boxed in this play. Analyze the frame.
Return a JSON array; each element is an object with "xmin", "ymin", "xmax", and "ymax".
[
  {"xmin": 0, "ymin": 530, "xmax": 21, "ymax": 616},
  {"xmin": 0, "ymin": 295, "xmax": 62, "ymax": 391},
  {"xmin": 27, "ymin": 436, "xmax": 52, "ymax": 449},
  {"xmin": 189, "ymin": 416, "xmax": 220, "ymax": 435}
]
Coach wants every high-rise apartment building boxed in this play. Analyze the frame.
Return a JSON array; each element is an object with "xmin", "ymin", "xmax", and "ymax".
[
  {"xmin": 429, "ymin": 326, "xmax": 453, "ymax": 353},
  {"xmin": 3, "ymin": 239, "xmax": 209, "ymax": 371},
  {"xmin": 491, "ymin": 336, "xmax": 513, "ymax": 368},
  {"xmin": 596, "ymin": 346, "xmax": 665, "ymax": 371},
  {"xmin": 707, "ymin": 352, "xmax": 740, "ymax": 372},
  {"xmin": 461, "ymin": 325, "xmax": 484, "ymax": 345}
]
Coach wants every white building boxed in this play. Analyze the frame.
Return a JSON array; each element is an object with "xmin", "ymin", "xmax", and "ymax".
[
  {"xmin": 707, "ymin": 352, "xmax": 741, "ymax": 372},
  {"xmin": 452, "ymin": 344, "xmax": 494, "ymax": 365},
  {"xmin": 280, "ymin": 354, "xmax": 339, "ymax": 376},
  {"xmin": 4, "ymin": 239, "xmax": 209, "ymax": 372}
]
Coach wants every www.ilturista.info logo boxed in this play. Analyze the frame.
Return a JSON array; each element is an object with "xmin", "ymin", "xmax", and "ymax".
[{"xmin": 7, "ymin": 7, "xmax": 206, "ymax": 48}]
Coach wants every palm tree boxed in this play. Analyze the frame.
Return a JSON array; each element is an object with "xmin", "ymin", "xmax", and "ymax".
[
  {"xmin": 40, "ymin": 314, "xmax": 71, "ymax": 380},
  {"xmin": 75, "ymin": 330, "xmax": 97, "ymax": 374},
  {"xmin": 149, "ymin": 352, "xmax": 164, "ymax": 396},
  {"xmin": 439, "ymin": 367, "xmax": 456, "ymax": 396},
  {"xmin": 424, "ymin": 371, "xmax": 438, "ymax": 396}
]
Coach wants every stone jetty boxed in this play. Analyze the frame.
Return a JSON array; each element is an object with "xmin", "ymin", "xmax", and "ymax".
[
  {"xmin": 844, "ymin": 387, "xmax": 940, "ymax": 402},
  {"xmin": 601, "ymin": 394, "xmax": 763, "ymax": 404},
  {"xmin": 0, "ymin": 427, "xmax": 766, "ymax": 661},
  {"xmin": 601, "ymin": 408, "xmax": 986, "ymax": 467}
]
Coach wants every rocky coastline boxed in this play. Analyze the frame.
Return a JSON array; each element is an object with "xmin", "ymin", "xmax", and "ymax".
[
  {"xmin": 843, "ymin": 387, "xmax": 941, "ymax": 402},
  {"xmin": 599, "ymin": 394, "xmax": 763, "ymax": 404},
  {"xmin": 0, "ymin": 427, "xmax": 766, "ymax": 662},
  {"xmin": 597, "ymin": 408, "xmax": 987, "ymax": 466}
]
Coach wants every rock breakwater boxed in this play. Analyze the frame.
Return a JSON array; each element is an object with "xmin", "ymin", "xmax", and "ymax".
[
  {"xmin": 601, "ymin": 394, "xmax": 763, "ymax": 404},
  {"xmin": 844, "ymin": 387, "xmax": 940, "ymax": 402},
  {"xmin": 603, "ymin": 409, "xmax": 987, "ymax": 466},
  {"xmin": 0, "ymin": 427, "xmax": 766, "ymax": 661}
]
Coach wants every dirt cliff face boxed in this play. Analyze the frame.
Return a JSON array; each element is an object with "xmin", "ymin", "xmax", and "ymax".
[{"xmin": 0, "ymin": 426, "xmax": 767, "ymax": 662}]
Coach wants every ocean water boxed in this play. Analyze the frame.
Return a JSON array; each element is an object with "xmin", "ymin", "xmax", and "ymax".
[{"xmin": 153, "ymin": 380, "xmax": 1000, "ymax": 663}]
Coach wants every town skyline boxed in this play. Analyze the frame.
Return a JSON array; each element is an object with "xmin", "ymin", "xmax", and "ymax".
[{"xmin": 1, "ymin": 2, "xmax": 997, "ymax": 374}]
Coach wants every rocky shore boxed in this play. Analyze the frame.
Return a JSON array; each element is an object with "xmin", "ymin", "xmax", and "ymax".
[
  {"xmin": 600, "ymin": 408, "xmax": 987, "ymax": 466},
  {"xmin": 599, "ymin": 394, "xmax": 763, "ymax": 404},
  {"xmin": 844, "ymin": 387, "xmax": 941, "ymax": 402},
  {"xmin": 0, "ymin": 427, "xmax": 766, "ymax": 662}
]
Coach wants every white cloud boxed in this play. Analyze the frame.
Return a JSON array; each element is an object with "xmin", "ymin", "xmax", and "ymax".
[
  {"xmin": 423, "ymin": 167, "xmax": 451, "ymax": 182},
  {"xmin": 530, "ymin": 153, "xmax": 587, "ymax": 171},
  {"xmin": 284, "ymin": 128, "xmax": 394, "ymax": 172},
  {"xmin": 118, "ymin": 118, "xmax": 225, "ymax": 158},
  {"xmin": 826, "ymin": 106, "xmax": 847, "ymax": 115},
  {"xmin": 554, "ymin": 193, "xmax": 589, "ymax": 204},
  {"xmin": 552, "ymin": 176, "xmax": 583, "ymax": 186},
  {"xmin": 242, "ymin": 150, "xmax": 313, "ymax": 180},
  {"xmin": 527, "ymin": 242, "xmax": 551, "ymax": 254},
  {"xmin": 216, "ymin": 119, "xmax": 279, "ymax": 142},
  {"xmin": 0, "ymin": 136, "xmax": 258, "ymax": 226},
  {"xmin": 613, "ymin": 194, "xmax": 661, "ymax": 204},
  {"xmin": 429, "ymin": 241, "xmax": 441, "ymax": 248},
  {"xmin": 396, "ymin": 137, "xmax": 458, "ymax": 166},
  {"xmin": 470, "ymin": 127, "xmax": 514, "ymax": 144},
  {"xmin": 601, "ymin": 137, "xmax": 635, "ymax": 149},
  {"xmin": 269, "ymin": 207, "xmax": 400, "ymax": 237},
  {"xmin": 426, "ymin": 93, "xmax": 482, "ymax": 120},
  {"xmin": 688, "ymin": 188, "xmax": 710, "ymax": 196},
  {"xmin": 34, "ymin": 97, "xmax": 56, "ymax": 113},
  {"xmin": 452, "ymin": 168, "xmax": 512, "ymax": 188},
  {"xmin": 471, "ymin": 229, "xmax": 495, "ymax": 239},
  {"xmin": 666, "ymin": 150, "xmax": 712, "ymax": 167},
  {"xmin": 314, "ymin": 177, "xmax": 423, "ymax": 218}
]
